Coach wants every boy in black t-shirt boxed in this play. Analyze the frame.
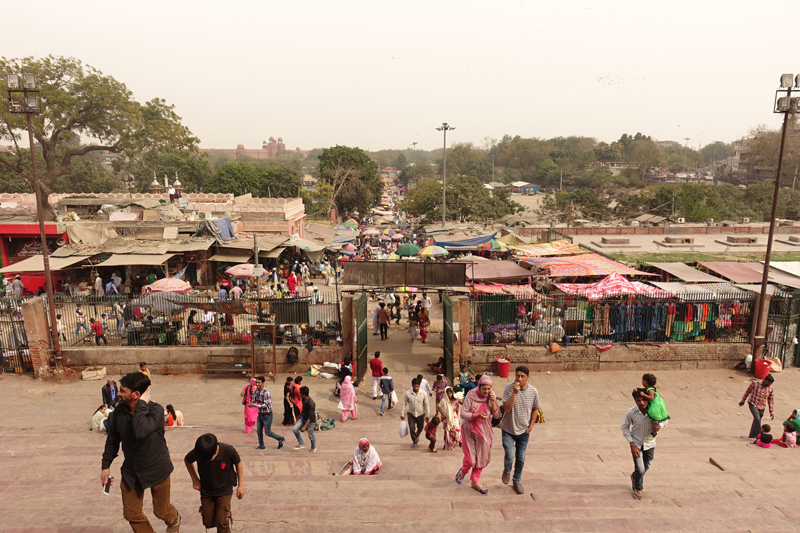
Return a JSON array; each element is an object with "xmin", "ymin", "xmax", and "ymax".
[{"xmin": 184, "ymin": 433, "xmax": 244, "ymax": 533}]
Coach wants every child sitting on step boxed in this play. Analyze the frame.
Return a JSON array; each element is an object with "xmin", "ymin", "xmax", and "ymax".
[
  {"xmin": 776, "ymin": 423, "xmax": 797, "ymax": 448},
  {"xmin": 637, "ymin": 374, "xmax": 669, "ymax": 441},
  {"xmin": 753, "ymin": 424, "xmax": 773, "ymax": 448}
]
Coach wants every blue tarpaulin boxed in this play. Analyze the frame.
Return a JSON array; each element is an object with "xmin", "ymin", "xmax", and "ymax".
[
  {"xmin": 434, "ymin": 233, "xmax": 496, "ymax": 247},
  {"xmin": 212, "ymin": 216, "xmax": 235, "ymax": 243}
]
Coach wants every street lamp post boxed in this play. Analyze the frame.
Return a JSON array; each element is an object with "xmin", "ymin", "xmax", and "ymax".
[
  {"xmin": 436, "ymin": 123, "xmax": 455, "ymax": 228},
  {"xmin": 5, "ymin": 73, "xmax": 61, "ymax": 358},
  {"xmin": 412, "ymin": 141, "xmax": 417, "ymax": 183},
  {"xmin": 683, "ymin": 137, "xmax": 691, "ymax": 172},
  {"xmin": 752, "ymin": 73, "xmax": 800, "ymax": 360}
]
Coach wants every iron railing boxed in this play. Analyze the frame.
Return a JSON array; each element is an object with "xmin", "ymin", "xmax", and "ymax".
[{"xmin": 469, "ymin": 290, "xmax": 756, "ymax": 347}]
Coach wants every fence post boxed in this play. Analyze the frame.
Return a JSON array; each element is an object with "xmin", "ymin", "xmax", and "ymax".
[{"xmin": 21, "ymin": 296, "xmax": 51, "ymax": 378}]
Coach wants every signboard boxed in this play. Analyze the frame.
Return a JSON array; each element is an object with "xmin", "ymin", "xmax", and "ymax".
[{"xmin": 341, "ymin": 261, "xmax": 467, "ymax": 287}]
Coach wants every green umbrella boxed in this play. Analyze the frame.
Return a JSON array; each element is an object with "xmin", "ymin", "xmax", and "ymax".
[{"xmin": 395, "ymin": 243, "xmax": 421, "ymax": 257}]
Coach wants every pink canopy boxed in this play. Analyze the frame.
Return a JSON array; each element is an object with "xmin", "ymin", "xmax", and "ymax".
[
  {"xmin": 146, "ymin": 278, "xmax": 192, "ymax": 294},
  {"xmin": 225, "ymin": 263, "xmax": 258, "ymax": 278},
  {"xmin": 555, "ymin": 272, "xmax": 670, "ymax": 300}
]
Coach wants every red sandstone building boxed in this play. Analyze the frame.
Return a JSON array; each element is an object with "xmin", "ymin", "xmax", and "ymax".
[{"xmin": 201, "ymin": 137, "xmax": 310, "ymax": 160}]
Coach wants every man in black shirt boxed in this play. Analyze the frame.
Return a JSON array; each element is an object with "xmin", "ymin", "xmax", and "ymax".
[
  {"xmin": 101, "ymin": 372, "xmax": 181, "ymax": 533},
  {"xmin": 185, "ymin": 433, "xmax": 244, "ymax": 533},
  {"xmin": 292, "ymin": 386, "xmax": 317, "ymax": 451},
  {"xmin": 102, "ymin": 376, "xmax": 120, "ymax": 408}
]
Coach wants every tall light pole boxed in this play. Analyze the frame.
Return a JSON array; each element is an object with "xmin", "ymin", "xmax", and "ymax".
[
  {"xmin": 683, "ymin": 137, "xmax": 691, "ymax": 172},
  {"xmin": 752, "ymin": 73, "xmax": 800, "ymax": 360},
  {"xmin": 411, "ymin": 141, "xmax": 418, "ymax": 183},
  {"xmin": 5, "ymin": 73, "xmax": 61, "ymax": 357},
  {"xmin": 436, "ymin": 123, "xmax": 455, "ymax": 228}
]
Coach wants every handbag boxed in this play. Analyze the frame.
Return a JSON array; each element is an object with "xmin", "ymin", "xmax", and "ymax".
[{"xmin": 399, "ymin": 420, "xmax": 409, "ymax": 438}]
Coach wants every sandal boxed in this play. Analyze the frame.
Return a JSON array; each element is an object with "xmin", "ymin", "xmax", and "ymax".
[
  {"xmin": 472, "ymin": 485, "xmax": 489, "ymax": 494},
  {"xmin": 429, "ymin": 449, "xmax": 437, "ymax": 453},
  {"xmin": 455, "ymin": 468, "xmax": 463, "ymax": 485}
]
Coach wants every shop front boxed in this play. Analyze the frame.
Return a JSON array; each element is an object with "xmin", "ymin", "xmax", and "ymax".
[{"xmin": 0, "ymin": 223, "xmax": 69, "ymax": 292}]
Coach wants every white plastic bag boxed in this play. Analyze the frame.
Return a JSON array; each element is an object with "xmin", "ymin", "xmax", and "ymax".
[
  {"xmin": 390, "ymin": 391, "xmax": 398, "ymax": 408},
  {"xmin": 399, "ymin": 420, "xmax": 409, "ymax": 438}
]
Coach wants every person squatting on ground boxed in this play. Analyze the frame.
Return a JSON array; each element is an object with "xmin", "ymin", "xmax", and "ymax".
[
  {"xmin": 184, "ymin": 433, "xmax": 244, "ymax": 533},
  {"xmin": 622, "ymin": 388, "xmax": 668, "ymax": 500},
  {"xmin": 352, "ymin": 438, "xmax": 381, "ymax": 475},
  {"xmin": 425, "ymin": 416, "xmax": 440, "ymax": 453},
  {"xmin": 637, "ymin": 373, "xmax": 670, "ymax": 440},
  {"xmin": 401, "ymin": 378, "xmax": 430, "ymax": 449},
  {"xmin": 501, "ymin": 366, "xmax": 541, "ymax": 495},
  {"xmin": 249, "ymin": 376, "xmax": 286, "ymax": 450},
  {"xmin": 456, "ymin": 375, "xmax": 501, "ymax": 494},
  {"xmin": 739, "ymin": 374, "xmax": 775, "ymax": 439},
  {"xmin": 100, "ymin": 372, "xmax": 182, "ymax": 533}
]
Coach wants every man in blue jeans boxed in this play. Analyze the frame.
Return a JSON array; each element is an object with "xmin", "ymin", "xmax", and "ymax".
[
  {"xmin": 248, "ymin": 376, "xmax": 286, "ymax": 450},
  {"xmin": 622, "ymin": 389, "xmax": 666, "ymax": 500},
  {"xmin": 500, "ymin": 365, "xmax": 541, "ymax": 495},
  {"xmin": 292, "ymin": 386, "xmax": 317, "ymax": 451}
]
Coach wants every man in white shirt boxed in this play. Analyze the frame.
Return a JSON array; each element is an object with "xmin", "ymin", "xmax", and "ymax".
[
  {"xmin": 400, "ymin": 379, "xmax": 430, "ymax": 449},
  {"xmin": 168, "ymin": 186, "xmax": 176, "ymax": 202},
  {"xmin": 622, "ymin": 389, "xmax": 667, "ymax": 500},
  {"xmin": 421, "ymin": 292, "xmax": 432, "ymax": 311}
]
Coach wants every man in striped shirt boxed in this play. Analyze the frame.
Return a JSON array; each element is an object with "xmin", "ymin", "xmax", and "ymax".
[
  {"xmin": 622, "ymin": 389, "xmax": 667, "ymax": 500},
  {"xmin": 739, "ymin": 374, "xmax": 775, "ymax": 439},
  {"xmin": 248, "ymin": 376, "xmax": 286, "ymax": 450}
]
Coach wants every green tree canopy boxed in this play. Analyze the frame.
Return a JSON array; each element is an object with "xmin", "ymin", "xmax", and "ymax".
[
  {"xmin": 112, "ymin": 150, "xmax": 213, "ymax": 193},
  {"xmin": 0, "ymin": 55, "xmax": 199, "ymax": 219},
  {"xmin": 399, "ymin": 176, "xmax": 521, "ymax": 223},
  {"xmin": 204, "ymin": 162, "xmax": 302, "ymax": 198},
  {"xmin": 318, "ymin": 145, "xmax": 381, "ymax": 218}
]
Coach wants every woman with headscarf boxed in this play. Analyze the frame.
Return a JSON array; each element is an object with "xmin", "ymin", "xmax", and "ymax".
[
  {"xmin": 339, "ymin": 375, "xmax": 359, "ymax": 421},
  {"xmin": 287, "ymin": 272, "xmax": 297, "ymax": 296},
  {"xmin": 456, "ymin": 375, "xmax": 500, "ymax": 494},
  {"xmin": 438, "ymin": 386, "xmax": 462, "ymax": 451},
  {"xmin": 432, "ymin": 373, "xmax": 450, "ymax": 403},
  {"xmin": 240, "ymin": 378, "xmax": 258, "ymax": 433},
  {"xmin": 418, "ymin": 307, "xmax": 430, "ymax": 343},
  {"xmin": 282, "ymin": 376, "xmax": 296, "ymax": 426},
  {"xmin": 352, "ymin": 438, "xmax": 381, "ymax": 475}
]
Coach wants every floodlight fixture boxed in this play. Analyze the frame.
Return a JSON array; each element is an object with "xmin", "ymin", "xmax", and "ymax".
[
  {"xmin": 22, "ymin": 73, "xmax": 36, "ymax": 90},
  {"xmin": 796, "ymin": 74, "xmax": 800, "ymax": 88},
  {"xmin": 777, "ymin": 97, "xmax": 791, "ymax": 112},
  {"xmin": 8, "ymin": 97, "xmax": 23, "ymax": 112},
  {"xmin": 780, "ymin": 74, "xmax": 793, "ymax": 88},
  {"xmin": 24, "ymin": 97, "xmax": 39, "ymax": 113},
  {"xmin": 6, "ymin": 74, "xmax": 20, "ymax": 89}
]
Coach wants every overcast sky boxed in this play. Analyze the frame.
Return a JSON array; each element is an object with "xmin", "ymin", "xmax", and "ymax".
[{"xmin": 5, "ymin": 1, "xmax": 794, "ymax": 152}]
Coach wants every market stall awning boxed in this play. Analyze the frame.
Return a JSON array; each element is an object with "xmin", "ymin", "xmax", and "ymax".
[
  {"xmin": 466, "ymin": 261, "xmax": 533, "ymax": 282},
  {"xmin": 645, "ymin": 262, "xmax": 724, "ymax": 283},
  {"xmin": 435, "ymin": 233, "xmax": 496, "ymax": 247},
  {"xmin": 0, "ymin": 255, "xmax": 86, "ymax": 273},
  {"xmin": 742, "ymin": 263, "xmax": 800, "ymax": 290},
  {"xmin": 556, "ymin": 272, "xmax": 670, "ymax": 300},
  {"xmin": 96, "ymin": 253, "xmax": 175, "ymax": 267},
  {"xmin": 765, "ymin": 261, "xmax": 800, "ymax": 279},
  {"xmin": 698, "ymin": 262, "xmax": 763, "ymax": 283},
  {"xmin": 259, "ymin": 247, "xmax": 285, "ymax": 259},
  {"xmin": 511, "ymin": 239, "xmax": 584, "ymax": 257},
  {"xmin": 209, "ymin": 253, "xmax": 253, "ymax": 263},
  {"xmin": 525, "ymin": 253, "xmax": 654, "ymax": 278},
  {"xmin": 648, "ymin": 281, "xmax": 746, "ymax": 295}
]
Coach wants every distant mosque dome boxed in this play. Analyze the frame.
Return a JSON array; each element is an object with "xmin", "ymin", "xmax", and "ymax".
[
  {"xmin": 237, "ymin": 143, "xmax": 245, "ymax": 149},
  {"xmin": 269, "ymin": 136, "xmax": 276, "ymax": 142},
  {"xmin": 277, "ymin": 137, "xmax": 283, "ymax": 142}
]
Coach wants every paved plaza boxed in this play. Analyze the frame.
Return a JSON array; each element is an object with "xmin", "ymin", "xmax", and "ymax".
[{"xmin": 2, "ymin": 365, "xmax": 800, "ymax": 532}]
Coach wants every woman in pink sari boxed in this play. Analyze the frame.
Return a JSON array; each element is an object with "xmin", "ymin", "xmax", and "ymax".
[
  {"xmin": 240, "ymin": 378, "xmax": 258, "ymax": 433},
  {"xmin": 339, "ymin": 376, "xmax": 359, "ymax": 421},
  {"xmin": 455, "ymin": 375, "xmax": 500, "ymax": 494}
]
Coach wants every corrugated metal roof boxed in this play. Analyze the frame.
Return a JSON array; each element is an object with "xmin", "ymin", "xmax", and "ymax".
[
  {"xmin": 0, "ymin": 255, "xmax": 86, "ymax": 273},
  {"xmin": 743, "ymin": 263, "xmax": 800, "ymax": 290},
  {"xmin": 698, "ymin": 262, "xmax": 763, "ymax": 283},
  {"xmin": 649, "ymin": 281, "xmax": 745, "ymax": 295},
  {"xmin": 646, "ymin": 262, "xmax": 724, "ymax": 283}
]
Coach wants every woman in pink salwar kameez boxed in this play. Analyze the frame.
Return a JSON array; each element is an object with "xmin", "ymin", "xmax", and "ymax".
[
  {"xmin": 456, "ymin": 375, "xmax": 500, "ymax": 494},
  {"xmin": 240, "ymin": 378, "xmax": 258, "ymax": 433},
  {"xmin": 339, "ymin": 375, "xmax": 359, "ymax": 421}
]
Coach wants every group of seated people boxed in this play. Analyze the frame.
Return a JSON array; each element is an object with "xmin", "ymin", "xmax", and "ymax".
[{"xmin": 753, "ymin": 409, "xmax": 800, "ymax": 449}]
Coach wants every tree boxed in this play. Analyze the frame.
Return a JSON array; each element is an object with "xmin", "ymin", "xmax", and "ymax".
[
  {"xmin": 318, "ymin": 145, "xmax": 381, "ymax": 218},
  {"xmin": 625, "ymin": 140, "xmax": 664, "ymax": 179},
  {"xmin": 0, "ymin": 56, "xmax": 198, "ymax": 219},
  {"xmin": 204, "ymin": 162, "xmax": 261, "ymax": 196},
  {"xmin": 395, "ymin": 153, "xmax": 407, "ymax": 172},
  {"xmin": 397, "ymin": 162, "xmax": 435, "ymax": 187},
  {"xmin": 399, "ymin": 176, "xmax": 521, "ymax": 223},
  {"xmin": 259, "ymin": 166, "xmax": 302, "ymax": 198}
]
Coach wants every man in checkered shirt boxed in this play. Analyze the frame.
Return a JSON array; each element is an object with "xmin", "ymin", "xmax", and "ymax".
[
  {"xmin": 739, "ymin": 374, "xmax": 775, "ymax": 439},
  {"xmin": 622, "ymin": 388, "xmax": 667, "ymax": 500}
]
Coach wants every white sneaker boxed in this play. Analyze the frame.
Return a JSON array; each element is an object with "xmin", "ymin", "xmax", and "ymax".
[
  {"xmin": 310, "ymin": 448, "xmax": 317, "ymax": 452},
  {"xmin": 293, "ymin": 444, "xmax": 305, "ymax": 450}
]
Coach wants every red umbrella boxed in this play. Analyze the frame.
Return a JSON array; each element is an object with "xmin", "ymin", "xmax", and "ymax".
[{"xmin": 342, "ymin": 244, "xmax": 356, "ymax": 251}]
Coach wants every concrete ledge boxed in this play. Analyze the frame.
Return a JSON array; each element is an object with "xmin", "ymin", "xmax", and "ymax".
[{"xmin": 63, "ymin": 344, "xmax": 346, "ymax": 376}]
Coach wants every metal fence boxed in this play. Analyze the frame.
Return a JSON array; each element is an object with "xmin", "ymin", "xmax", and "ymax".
[
  {"xmin": 765, "ymin": 290, "xmax": 800, "ymax": 368},
  {"xmin": 469, "ymin": 291, "xmax": 755, "ymax": 347},
  {"xmin": 0, "ymin": 297, "xmax": 32, "ymax": 374},
  {"xmin": 50, "ymin": 295, "xmax": 340, "ymax": 349}
]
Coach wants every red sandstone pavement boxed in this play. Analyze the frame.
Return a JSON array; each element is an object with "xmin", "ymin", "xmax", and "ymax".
[{"xmin": 2, "ymin": 365, "xmax": 800, "ymax": 532}]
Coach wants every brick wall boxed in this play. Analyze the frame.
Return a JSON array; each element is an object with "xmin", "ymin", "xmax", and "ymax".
[{"xmin": 468, "ymin": 342, "xmax": 750, "ymax": 373}]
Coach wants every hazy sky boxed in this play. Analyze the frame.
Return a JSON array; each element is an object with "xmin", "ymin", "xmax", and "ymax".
[{"xmin": 5, "ymin": 1, "xmax": 794, "ymax": 152}]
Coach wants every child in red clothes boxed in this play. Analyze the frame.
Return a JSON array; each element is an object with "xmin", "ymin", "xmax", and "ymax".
[
  {"xmin": 753, "ymin": 424, "xmax": 773, "ymax": 448},
  {"xmin": 425, "ymin": 417, "xmax": 440, "ymax": 453}
]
